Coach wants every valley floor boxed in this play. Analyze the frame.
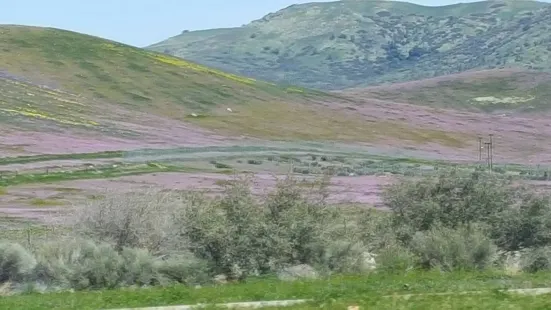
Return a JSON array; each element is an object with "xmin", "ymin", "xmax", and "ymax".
[{"xmin": 2, "ymin": 142, "xmax": 551, "ymax": 226}]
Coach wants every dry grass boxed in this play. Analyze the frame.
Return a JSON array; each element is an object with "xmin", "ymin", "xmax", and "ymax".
[
  {"xmin": 189, "ymin": 101, "xmax": 467, "ymax": 147},
  {"xmin": 29, "ymin": 198, "xmax": 63, "ymax": 207},
  {"xmin": 0, "ymin": 281, "xmax": 13, "ymax": 296},
  {"xmin": 347, "ymin": 69, "xmax": 551, "ymax": 113}
]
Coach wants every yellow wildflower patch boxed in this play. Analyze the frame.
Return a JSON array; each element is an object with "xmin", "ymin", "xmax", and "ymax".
[
  {"xmin": 285, "ymin": 87, "xmax": 305, "ymax": 93},
  {"xmin": 100, "ymin": 43, "xmax": 116, "ymax": 50},
  {"xmin": 150, "ymin": 53, "xmax": 257, "ymax": 85},
  {"xmin": 0, "ymin": 107, "xmax": 99, "ymax": 127}
]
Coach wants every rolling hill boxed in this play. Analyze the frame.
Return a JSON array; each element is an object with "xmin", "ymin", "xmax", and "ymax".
[
  {"xmin": 343, "ymin": 68, "xmax": 551, "ymax": 113},
  {"xmin": 147, "ymin": 0, "xmax": 551, "ymax": 90},
  {"xmin": 0, "ymin": 25, "xmax": 470, "ymax": 158},
  {"xmin": 5, "ymin": 25, "xmax": 551, "ymax": 163}
]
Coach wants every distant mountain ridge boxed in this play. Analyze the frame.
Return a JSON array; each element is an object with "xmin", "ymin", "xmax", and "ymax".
[{"xmin": 148, "ymin": 0, "xmax": 551, "ymax": 89}]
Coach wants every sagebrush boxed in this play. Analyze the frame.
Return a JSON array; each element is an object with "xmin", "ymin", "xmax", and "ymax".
[{"xmin": 3, "ymin": 170, "xmax": 551, "ymax": 293}]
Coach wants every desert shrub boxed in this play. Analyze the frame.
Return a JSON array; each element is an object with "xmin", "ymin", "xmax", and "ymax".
[
  {"xmin": 177, "ymin": 174, "xmax": 363, "ymax": 279},
  {"xmin": 179, "ymin": 177, "xmax": 268, "ymax": 279},
  {"xmin": 410, "ymin": 224, "xmax": 498, "ymax": 272},
  {"xmin": 214, "ymin": 162, "xmax": 232, "ymax": 169},
  {"xmin": 264, "ymin": 176, "xmax": 347, "ymax": 266},
  {"xmin": 384, "ymin": 171, "xmax": 515, "ymax": 234},
  {"xmin": 376, "ymin": 242, "xmax": 416, "ymax": 273},
  {"xmin": 355, "ymin": 210, "xmax": 416, "ymax": 273},
  {"xmin": 490, "ymin": 194, "xmax": 551, "ymax": 251},
  {"xmin": 520, "ymin": 246, "xmax": 551, "ymax": 273},
  {"xmin": 386, "ymin": 170, "xmax": 551, "ymax": 252},
  {"xmin": 32, "ymin": 238, "xmax": 209, "ymax": 290},
  {"xmin": 154, "ymin": 253, "xmax": 210, "ymax": 285},
  {"xmin": 118, "ymin": 247, "xmax": 160, "ymax": 286},
  {"xmin": 355, "ymin": 209, "xmax": 397, "ymax": 250},
  {"xmin": 293, "ymin": 167, "xmax": 311, "ymax": 174},
  {"xmin": 71, "ymin": 188, "xmax": 189, "ymax": 254},
  {"xmin": 317, "ymin": 241, "xmax": 374, "ymax": 274},
  {"xmin": 0, "ymin": 243, "xmax": 36, "ymax": 283},
  {"xmin": 33, "ymin": 238, "xmax": 126, "ymax": 290}
]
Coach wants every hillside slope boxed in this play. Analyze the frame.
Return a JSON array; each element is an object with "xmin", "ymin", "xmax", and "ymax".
[
  {"xmin": 0, "ymin": 25, "xmax": 470, "ymax": 157},
  {"xmin": 343, "ymin": 68, "xmax": 551, "ymax": 113},
  {"xmin": 148, "ymin": 0, "xmax": 551, "ymax": 90}
]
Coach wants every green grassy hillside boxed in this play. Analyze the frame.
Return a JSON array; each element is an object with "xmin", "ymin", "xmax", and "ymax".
[
  {"xmin": 0, "ymin": 25, "xmax": 466, "ymax": 151},
  {"xmin": 0, "ymin": 25, "xmax": 324, "ymax": 118},
  {"xmin": 0, "ymin": 25, "xmax": 331, "ymax": 138},
  {"xmin": 148, "ymin": 0, "xmax": 551, "ymax": 90}
]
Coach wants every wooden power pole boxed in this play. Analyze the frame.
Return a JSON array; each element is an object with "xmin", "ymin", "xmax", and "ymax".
[{"xmin": 489, "ymin": 134, "xmax": 494, "ymax": 171}]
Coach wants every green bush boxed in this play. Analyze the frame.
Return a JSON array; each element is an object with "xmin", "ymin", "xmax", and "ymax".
[
  {"xmin": 32, "ymin": 238, "xmax": 210, "ymax": 290},
  {"xmin": 154, "ymin": 253, "xmax": 210, "ymax": 285},
  {"xmin": 490, "ymin": 194, "xmax": 551, "ymax": 251},
  {"xmin": 13, "ymin": 170, "xmax": 551, "ymax": 293},
  {"xmin": 71, "ymin": 188, "xmax": 189, "ymax": 254},
  {"xmin": 384, "ymin": 171, "xmax": 515, "ymax": 233},
  {"xmin": 375, "ymin": 242, "xmax": 416, "ymax": 273},
  {"xmin": 214, "ymin": 162, "xmax": 232, "ymax": 169},
  {"xmin": 317, "ymin": 241, "xmax": 373, "ymax": 274},
  {"xmin": 179, "ymin": 178, "xmax": 267, "ymax": 279},
  {"xmin": 67, "ymin": 175, "xmax": 365, "ymax": 281},
  {"xmin": 385, "ymin": 170, "xmax": 551, "ymax": 253},
  {"xmin": 178, "ymin": 175, "xmax": 361, "ymax": 279},
  {"xmin": 521, "ymin": 247, "xmax": 551, "ymax": 273},
  {"xmin": 410, "ymin": 224, "xmax": 498, "ymax": 272},
  {"xmin": 33, "ymin": 238, "xmax": 126, "ymax": 290},
  {"xmin": 247, "ymin": 159, "xmax": 263, "ymax": 165},
  {"xmin": 0, "ymin": 243, "xmax": 36, "ymax": 283}
]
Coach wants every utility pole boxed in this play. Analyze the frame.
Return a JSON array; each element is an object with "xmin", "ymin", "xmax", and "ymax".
[
  {"xmin": 484, "ymin": 142, "xmax": 491, "ymax": 171},
  {"xmin": 478, "ymin": 136, "xmax": 482, "ymax": 162},
  {"xmin": 489, "ymin": 134, "xmax": 494, "ymax": 171}
]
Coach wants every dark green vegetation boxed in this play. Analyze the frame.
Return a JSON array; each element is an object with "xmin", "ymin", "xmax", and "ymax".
[{"xmin": 149, "ymin": 0, "xmax": 551, "ymax": 90}]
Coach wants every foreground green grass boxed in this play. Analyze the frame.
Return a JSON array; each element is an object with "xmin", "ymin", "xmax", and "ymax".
[{"xmin": 2, "ymin": 272, "xmax": 551, "ymax": 310}]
